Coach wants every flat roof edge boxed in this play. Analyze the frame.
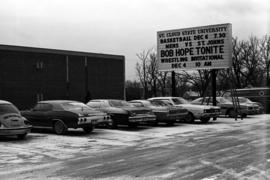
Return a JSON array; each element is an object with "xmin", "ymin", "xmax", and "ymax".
[{"xmin": 0, "ymin": 44, "xmax": 125, "ymax": 60}]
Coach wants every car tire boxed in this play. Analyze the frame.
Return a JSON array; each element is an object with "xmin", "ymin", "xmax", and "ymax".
[
  {"xmin": 241, "ymin": 114, "xmax": 247, "ymax": 118},
  {"xmin": 17, "ymin": 133, "xmax": 27, "ymax": 140},
  {"xmin": 185, "ymin": 112, "xmax": 195, "ymax": 123},
  {"xmin": 152, "ymin": 121, "xmax": 159, "ymax": 126},
  {"xmin": 111, "ymin": 120, "xmax": 118, "ymax": 129},
  {"xmin": 166, "ymin": 121, "xmax": 175, "ymax": 126},
  {"xmin": 128, "ymin": 122, "xmax": 138, "ymax": 128},
  {"xmin": 228, "ymin": 109, "xmax": 237, "ymax": 118},
  {"xmin": 83, "ymin": 125, "xmax": 94, "ymax": 134},
  {"xmin": 53, "ymin": 120, "xmax": 67, "ymax": 135},
  {"xmin": 200, "ymin": 117, "xmax": 210, "ymax": 123}
]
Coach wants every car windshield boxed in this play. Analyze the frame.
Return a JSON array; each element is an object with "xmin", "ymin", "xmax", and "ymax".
[
  {"xmin": 238, "ymin": 97, "xmax": 252, "ymax": 103},
  {"xmin": 62, "ymin": 102, "xmax": 93, "ymax": 111},
  {"xmin": 109, "ymin": 100, "xmax": 132, "ymax": 107},
  {"xmin": 218, "ymin": 97, "xmax": 232, "ymax": 103},
  {"xmin": 151, "ymin": 100, "xmax": 168, "ymax": 106},
  {"xmin": 0, "ymin": 104, "xmax": 20, "ymax": 115},
  {"xmin": 172, "ymin": 97, "xmax": 189, "ymax": 105},
  {"xmin": 142, "ymin": 101, "xmax": 152, "ymax": 107}
]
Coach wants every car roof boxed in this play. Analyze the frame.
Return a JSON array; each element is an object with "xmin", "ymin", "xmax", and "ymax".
[
  {"xmin": 0, "ymin": 100, "xmax": 12, "ymax": 104},
  {"xmin": 38, "ymin": 100, "xmax": 82, "ymax": 104},
  {"xmin": 130, "ymin": 100, "xmax": 149, "ymax": 103},
  {"xmin": 148, "ymin": 97, "xmax": 177, "ymax": 100},
  {"xmin": 90, "ymin": 99, "xmax": 125, "ymax": 102}
]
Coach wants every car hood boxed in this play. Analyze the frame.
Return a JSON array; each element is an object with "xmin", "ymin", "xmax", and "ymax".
[
  {"xmin": 121, "ymin": 106, "xmax": 152, "ymax": 114},
  {"xmin": 179, "ymin": 104, "xmax": 218, "ymax": 110}
]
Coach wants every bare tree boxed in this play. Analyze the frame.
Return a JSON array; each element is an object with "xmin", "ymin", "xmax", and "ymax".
[
  {"xmin": 260, "ymin": 35, "xmax": 270, "ymax": 86},
  {"xmin": 136, "ymin": 50, "xmax": 151, "ymax": 98},
  {"xmin": 231, "ymin": 37, "xmax": 245, "ymax": 88},
  {"xmin": 156, "ymin": 71, "xmax": 169, "ymax": 96},
  {"xmin": 179, "ymin": 70, "xmax": 211, "ymax": 97},
  {"xmin": 147, "ymin": 51, "xmax": 158, "ymax": 97},
  {"xmin": 241, "ymin": 36, "xmax": 264, "ymax": 86}
]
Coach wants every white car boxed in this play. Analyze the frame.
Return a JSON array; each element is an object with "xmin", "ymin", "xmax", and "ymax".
[
  {"xmin": 148, "ymin": 97, "xmax": 220, "ymax": 123},
  {"xmin": 0, "ymin": 100, "xmax": 32, "ymax": 139}
]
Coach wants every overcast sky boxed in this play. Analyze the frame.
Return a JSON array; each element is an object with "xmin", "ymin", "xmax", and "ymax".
[{"xmin": 0, "ymin": 0, "xmax": 269, "ymax": 80}]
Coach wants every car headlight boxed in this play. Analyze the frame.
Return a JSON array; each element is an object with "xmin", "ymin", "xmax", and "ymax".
[
  {"xmin": 128, "ymin": 111, "xmax": 136, "ymax": 116},
  {"xmin": 248, "ymin": 107, "xmax": 253, "ymax": 110},
  {"xmin": 155, "ymin": 110, "xmax": 169, "ymax": 113}
]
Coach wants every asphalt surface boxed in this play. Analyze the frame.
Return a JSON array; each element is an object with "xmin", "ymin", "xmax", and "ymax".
[{"xmin": 0, "ymin": 114, "xmax": 270, "ymax": 180}]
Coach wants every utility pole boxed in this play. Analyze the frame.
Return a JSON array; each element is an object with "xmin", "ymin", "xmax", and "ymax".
[
  {"xmin": 171, "ymin": 71, "xmax": 176, "ymax": 96},
  {"xmin": 211, "ymin": 69, "xmax": 217, "ymax": 106}
]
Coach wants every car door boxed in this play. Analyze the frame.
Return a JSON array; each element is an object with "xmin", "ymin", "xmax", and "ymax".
[
  {"xmin": 87, "ymin": 101, "xmax": 101, "ymax": 110},
  {"xmin": 28, "ymin": 103, "xmax": 53, "ymax": 127},
  {"xmin": 99, "ymin": 101, "xmax": 111, "ymax": 113}
]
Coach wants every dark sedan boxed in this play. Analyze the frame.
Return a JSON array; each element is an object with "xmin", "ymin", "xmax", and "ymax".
[
  {"xmin": 21, "ymin": 100, "xmax": 110, "ymax": 135},
  {"xmin": 129, "ymin": 100, "xmax": 188, "ymax": 125},
  {"xmin": 87, "ymin": 99, "xmax": 156, "ymax": 128}
]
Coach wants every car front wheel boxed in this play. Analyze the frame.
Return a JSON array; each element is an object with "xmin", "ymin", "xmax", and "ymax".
[
  {"xmin": 200, "ymin": 117, "xmax": 210, "ymax": 123},
  {"xmin": 17, "ymin": 133, "xmax": 27, "ymax": 140},
  {"xmin": 185, "ymin": 112, "xmax": 195, "ymax": 123},
  {"xmin": 228, "ymin": 109, "xmax": 237, "ymax": 118},
  {"xmin": 83, "ymin": 125, "xmax": 94, "ymax": 134},
  {"xmin": 53, "ymin": 120, "xmax": 67, "ymax": 135}
]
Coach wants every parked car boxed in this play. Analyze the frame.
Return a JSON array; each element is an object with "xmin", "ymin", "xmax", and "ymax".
[
  {"xmin": 148, "ymin": 97, "xmax": 220, "ymax": 123},
  {"xmin": 129, "ymin": 100, "xmax": 188, "ymax": 125},
  {"xmin": 223, "ymin": 87, "xmax": 270, "ymax": 113},
  {"xmin": 87, "ymin": 99, "xmax": 156, "ymax": 128},
  {"xmin": 225, "ymin": 97, "xmax": 264, "ymax": 114},
  {"xmin": 191, "ymin": 97, "xmax": 260, "ymax": 118},
  {"xmin": 21, "ymin": 100, "xmax": 110, "ymax": 135},
  {"xmin": 0, "ymin": 100, "xmax": 32, "ymax": 139}
]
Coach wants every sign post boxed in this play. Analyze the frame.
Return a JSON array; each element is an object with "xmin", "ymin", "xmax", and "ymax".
[{"xmin": 157, "ymin": 23, "xmax": 232, "ymax": 105}]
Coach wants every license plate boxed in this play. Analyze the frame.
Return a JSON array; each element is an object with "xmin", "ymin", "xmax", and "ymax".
[{"xmin": 10, "ymin": 120, "xmax": 20, "ymax": 126}]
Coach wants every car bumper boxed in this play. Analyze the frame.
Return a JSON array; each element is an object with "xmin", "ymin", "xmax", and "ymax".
[
  {"xmin": 78, "ymin": 115, "xmax": 110, "ymax": 125},
  {"xmin": 0, "ymin": 126, "xmax": 32, "ymax": 136},
  {"xmin": 200, "ymin": 112, "xmax": 220, "ymax": 118},
  {"xmin": 95, "ymin": 117, "xmax": 112, "ymax": 125},
  {"xmin": 157, "ymin": 112, "xmax": 188, "ymax": 121},
  {"xmin": 241, "ymin": 109, "xmax": 258, "ymax": 115},
  {"xmin": 129, "ymin": 115, "xmax": 156, "ymax": 123}
]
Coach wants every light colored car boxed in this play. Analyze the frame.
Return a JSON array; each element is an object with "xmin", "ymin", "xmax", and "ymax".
[
  {"xmin": 191, "ymin": 97, "xmax": 260, "ymax": 118},
  {"xmin": 148, "ymin": 97, "xmax": 220, "ymax": 123},
  {"xmin": 87, "ymin": 99, "xmax": 156, "ymax": 128},
  {"xmin": 129, "ymin": 100, "xmax": 188, "ymax": 125},
  {"xmin": 0, "ymin": 100, "xmax": 32, "ymax": 139},
  {"xmin": 226, "ymin": 97, "xmax": 263, "ymax": 114}
]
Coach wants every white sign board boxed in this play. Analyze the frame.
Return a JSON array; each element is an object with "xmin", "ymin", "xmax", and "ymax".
[{"xmin": 157, "ymin": 23, "xmax": 232, "ymax": 71}]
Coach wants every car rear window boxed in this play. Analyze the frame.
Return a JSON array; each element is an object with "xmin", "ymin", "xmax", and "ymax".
[
  {"xmin": 151, "ymin": 101, "xmax": 168, "ymax": 106},
  {"xmin": 0, "ymin": 104, "xmax": 20, "ymax": 115},
  {"xmin": 172, "ymin": 98, "xmax": 189, "ymax": 105},
  {"xmin": 62, "ymin": 102, "xmax": 93, "ymax": 111},
  {"xmin": 109, "ymin": 100, "xmax": 132, "ymax": 107}
]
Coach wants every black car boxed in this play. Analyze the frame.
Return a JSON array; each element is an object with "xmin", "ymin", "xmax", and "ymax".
[
  {"xmin": 87, "ymin": 99, "xmax": 156, "ymax": 128},
  {"xmin": 129, "ymin": 100, "xmax": 188, "ymax": 125},
  {"xmin": 21, "ymin": 100, "xmax": 109, "ymax": 135}
]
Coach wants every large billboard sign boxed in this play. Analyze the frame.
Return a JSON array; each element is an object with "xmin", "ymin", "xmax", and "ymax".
[{"xmin": 157, "ymin": 23, "xmax": 232, "ymax": 71}]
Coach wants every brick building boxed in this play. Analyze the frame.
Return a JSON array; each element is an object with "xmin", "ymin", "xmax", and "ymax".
[{"xmin": 0, "ymin": 44, "xmax": 125, "ymax": 109}]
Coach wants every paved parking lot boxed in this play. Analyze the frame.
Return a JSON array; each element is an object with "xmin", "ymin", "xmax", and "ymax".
[{"xmin": 0, "ymin": 115, "xmax": 270, "ymax": 179}]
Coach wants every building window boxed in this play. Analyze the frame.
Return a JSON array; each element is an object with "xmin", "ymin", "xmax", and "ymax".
[
  {"xmin": 36, "ymin": 61, "xmax": 44, "ymax": 70},
  {"xmin": 36, "ymin": 93, "xmax": 44, "ymax": 101}
]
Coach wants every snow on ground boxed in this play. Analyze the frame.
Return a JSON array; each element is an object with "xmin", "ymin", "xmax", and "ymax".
[{"xmin": 0, "ymin": 114, "xmax": 268, "ymax": 177}]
